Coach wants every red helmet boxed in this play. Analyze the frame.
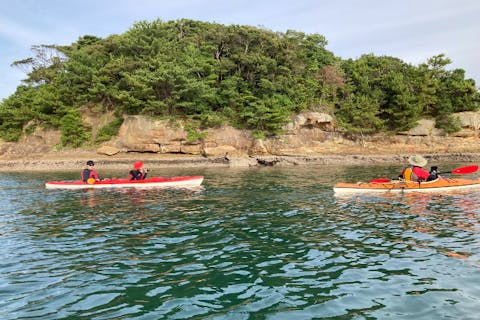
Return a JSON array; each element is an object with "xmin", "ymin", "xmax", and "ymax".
[{"xmin": 133, "ymin": 161, "xmax": 144, "ymax": 169}]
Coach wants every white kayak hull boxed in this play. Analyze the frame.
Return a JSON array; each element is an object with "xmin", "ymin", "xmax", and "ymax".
[{"xmin": 45, "ymin": 176, "xmax": 204, "ymax": 190}]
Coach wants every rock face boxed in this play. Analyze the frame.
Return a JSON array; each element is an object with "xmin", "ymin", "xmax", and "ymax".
[
  {"xmin": 112, "ymin": 115, "xmax": 187, "ymax": 153},
  {"xmin": 1, "ymin": 111, "xmax": 480, "ymax": 160},
  {"xmin": 203, "ymin": 126, "xmax": 252, "ymax": 157},
  {"xmin": 284, "ymin": 112, "xmax": 335, "ymax": 132},
  {"xmin": 106, "ymin": 112, "xmax": 338, "ymax": 156},
  {"xmin": 101, "ymin": 111, "xmax": 479, "ymax": 156},
  {"xmin": 455, "ymin": 111, "xmax": 480, "ymax": 130},
  {"xmin": 23, "ymin": 126, "xmax": 61, "ymax": 146}
]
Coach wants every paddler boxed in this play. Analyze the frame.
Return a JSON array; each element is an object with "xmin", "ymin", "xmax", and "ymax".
[
  {"xmin": 399, "ymin": 155, "xmax": 430, "ymax": 182},
  {"xmin": 427, "ymin": 166, "xmax": 439, "ymax": 181},
  {"xmin": 81, "ymin": 160, "xmax": 101, "ymax": 183},
  {"xmin": 129, "ymin": 161, "xmax": 148, "ymax": 180}
]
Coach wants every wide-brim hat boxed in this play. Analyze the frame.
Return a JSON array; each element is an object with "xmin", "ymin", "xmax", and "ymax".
[
  {"xmin": 408, "ymin": 155, "xmax": 427, "ymax": 167},
  {"xmin": 133, "ymin": 161, "xmax": 144, "ymax": 169}
]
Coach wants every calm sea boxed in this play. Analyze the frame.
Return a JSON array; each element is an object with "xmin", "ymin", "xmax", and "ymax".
[{"xmin": 1, "ymin": 165, "xmax": 479, "ymax": 319}]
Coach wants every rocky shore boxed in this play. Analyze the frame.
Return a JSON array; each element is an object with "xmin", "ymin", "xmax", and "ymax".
[
  {"xmin": 1, "ymin": 110, "xmax": 479, "ymax": 171},
  {"xmin": 1, "ymin": 150, "xmax": 480, "ymax": 172}
]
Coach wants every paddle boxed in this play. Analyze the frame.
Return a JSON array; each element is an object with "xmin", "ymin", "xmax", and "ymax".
[
  {"xmin": 451, "ymin": 165, "xmax": 478, "ymax": 175},
  {"xmin": 370, "ymin": 178, "xmax": 390, "ymax": 183}
]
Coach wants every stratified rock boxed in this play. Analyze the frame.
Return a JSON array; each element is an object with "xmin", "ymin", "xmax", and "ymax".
[
  {"xmin": 450, "ymin": 129, "xmax": 477, "ymax": 138},
  {"xmin": 203, "ymin": 145, "xmax": 237, "ymax": 157},
  {"xmin": 204, "ymin": 126, "xmax": 252, "ymax": 155},
  {"xmin": 113, "ymin": 115, "xmax": 186, "ymax": 152},
  {"xmin": 180, "ymin": 143, "xmax": 202, "ymax": 155}
]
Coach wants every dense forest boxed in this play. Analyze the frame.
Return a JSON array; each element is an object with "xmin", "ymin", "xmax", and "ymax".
[{"xmin": 1, "ymin": 19, "xmax": 479, "ymax": 147}]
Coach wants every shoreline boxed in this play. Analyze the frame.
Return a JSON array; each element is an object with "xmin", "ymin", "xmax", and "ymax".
[{"xmin": 2, "ymin": 152, "xmax": 480, "ymax": 172}]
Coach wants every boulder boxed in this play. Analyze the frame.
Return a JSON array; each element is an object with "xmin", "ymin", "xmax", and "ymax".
[
  {"xmin": 399, "ymin": 119, "xmax": 444, "ymax": 136},
  {"xmin": 454, "ymin": 111, "xmax": 480, "ymax": 130},
  {"xmin": 96, "ymin": 145, "xmax": 121, "ymax": 156},
  {"xmin": 284, "ymin": 112, "xmax": 334, "ymax": 132}
]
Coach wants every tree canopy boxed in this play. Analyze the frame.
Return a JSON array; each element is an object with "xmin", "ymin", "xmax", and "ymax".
[{"xmin": 1, "ymin": 19, "xmax": 478, "ymax": 146}]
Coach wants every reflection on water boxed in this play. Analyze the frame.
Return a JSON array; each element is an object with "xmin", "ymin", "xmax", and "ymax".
[{"xmin": 0, "ymin": 166, "xmax": 479, "ymax": 319}]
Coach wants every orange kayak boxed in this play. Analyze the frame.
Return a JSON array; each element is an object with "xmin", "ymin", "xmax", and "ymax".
[{"xmin": 333, "ymin": 178, "xmax": 480, "ymax": 194}]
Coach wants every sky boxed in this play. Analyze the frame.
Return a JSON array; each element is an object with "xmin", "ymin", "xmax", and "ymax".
[{"xmin": 1, "ymin": 0, "xmax": 479, "ymax": 100}]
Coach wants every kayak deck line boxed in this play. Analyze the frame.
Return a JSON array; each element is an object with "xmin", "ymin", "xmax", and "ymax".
[
  {"xmin": 45, "ymin": 175, "xmax": 204, "ymax": 190},
  {"xmin": 333, "ymin": 177, "xmax": 480, "ymax": 194}
]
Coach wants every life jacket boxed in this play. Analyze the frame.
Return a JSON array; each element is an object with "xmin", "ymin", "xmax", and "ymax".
[
  {"xmin": 129, "ymin": 170, "xmax": 146, "ymax": 180},
  {"xmin": 401, "ymin": 167, "xmax": 419, "ymax": 182},
  {"xmin": 82, "ymin": 169, "xmax": 99, "ymax": 182}
]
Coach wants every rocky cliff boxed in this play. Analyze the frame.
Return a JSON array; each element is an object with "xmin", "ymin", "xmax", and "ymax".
[
  {"xmin": 99, "ymin": 111, "xmax": 480, "ymax": 157},
  {"xmin": 1, "ymin": 111, "xmax": 480, "ymax": 166}
]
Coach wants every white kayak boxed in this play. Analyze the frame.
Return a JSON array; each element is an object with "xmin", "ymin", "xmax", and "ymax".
[{"xmin": 45, "ymin": 176, "xmax": 204, "ymax": 190}]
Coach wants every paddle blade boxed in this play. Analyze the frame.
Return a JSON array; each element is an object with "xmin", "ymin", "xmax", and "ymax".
[
  {"xmin": 452, "ymin": 165, "xmax": 478, "ymax": 175},
  {"xmin": 370, "ymin": 178, "xmax": 390, "ymax": 183}
]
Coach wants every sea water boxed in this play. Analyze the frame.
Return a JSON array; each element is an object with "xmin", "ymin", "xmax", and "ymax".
[{"xmin": 0, "ymin": 165, "xmax": 479, "ymax": 319}]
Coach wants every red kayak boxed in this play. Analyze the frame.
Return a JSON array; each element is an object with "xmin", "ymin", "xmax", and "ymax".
[{"xmin": 45, "ymin": 176, "xmax": 204, "ymax": 189}]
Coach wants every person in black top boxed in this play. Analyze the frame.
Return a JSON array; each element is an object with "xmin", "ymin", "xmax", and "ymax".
[
  {"xmin": 129, "ymin": 161, "xmax": 147, "ymax": 180},
  {"xmin": 426, "ymin": 166, "xmax": 439, "ymax": 181}
]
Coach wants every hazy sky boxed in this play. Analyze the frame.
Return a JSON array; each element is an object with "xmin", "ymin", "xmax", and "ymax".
[{"xmin": 1, "ymin": 0, "xmax": 479, "ymax": 100}]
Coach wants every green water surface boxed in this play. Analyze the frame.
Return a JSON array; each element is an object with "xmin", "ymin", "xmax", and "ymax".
[{"xmin": 1, "ymin": 165, "xmax": 479, "ymax": 319}]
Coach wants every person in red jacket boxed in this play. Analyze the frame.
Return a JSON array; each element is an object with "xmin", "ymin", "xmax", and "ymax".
[
  {"xmin": 399, "ymin": 155, "xmax": 430, "ymax": 182},
  {"xmin": 81, "ymin": 160, "xmax": 100, "ymax": 183}
]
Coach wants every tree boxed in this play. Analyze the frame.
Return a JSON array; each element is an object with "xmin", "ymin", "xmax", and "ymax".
[
  {"xmin": 2, "ymin": 20, "xmax": 478, "ymax": 144},
  {"xmin": 59, "ymin": 109, "xmax": 91, "ymax": 147}
]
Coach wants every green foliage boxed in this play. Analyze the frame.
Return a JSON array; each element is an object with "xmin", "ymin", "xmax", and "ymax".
[
  {"xmin": 418, "ymin": 54, "xmax": 479, "ymax": 117},
  {"xmin": 59, "ymin": 109, "xmax": 91, "ymax": 147},
  {"xmin": 336, "ymin": 53, "xmax": 478, "ymax": 133},
  {"xmin": 184, "ymin": 123, "xmax": 207, "ymax": 143},
  {"xmin": 2, "ymin": 20, "xmax": 479, "ymax": 141},
  {"xmin": 95, "ymin": 117, "xmax": 124, "ymax": 143},
  {"xmin": 435, "ymin": 114, "xmax": 462, "ymax": 134},
  {"xmin": 0, "ymin": 86, "xmax": 37, "ymax": 141},
  {"xmin": 197, "ymin": 111, "xmax": 226, "ymax": 127},
  {"xmin": 335, "ymin": 94, "xmax": 384, "ymax": 133},
  {"xmin": 242, "ymin": 94, "xmax": 293, "ymax": 135}
]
